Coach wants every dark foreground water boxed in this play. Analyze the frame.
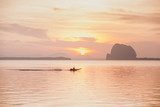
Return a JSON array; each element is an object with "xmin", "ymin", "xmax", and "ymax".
[{"xmin": 0, "ymin": 60, "xmax": 160, "ymax": 107}]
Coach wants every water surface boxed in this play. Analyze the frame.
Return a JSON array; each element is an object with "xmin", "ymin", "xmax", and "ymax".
[{"xmin": 0, "ymin": 60, "xmax": 160, "ymax": 107}]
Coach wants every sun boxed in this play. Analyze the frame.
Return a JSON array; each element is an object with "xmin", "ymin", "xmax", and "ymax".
[
  {"xmin": 72, "ymin": 47, "xmax": 91, "ymax": 56},
  {"xmin": 79, "ymin": 48, "xmax": 87, "ymax": 55},
  {"xmin": 77, "ymin": 47, "xmax": 89, "ymax": 56}
]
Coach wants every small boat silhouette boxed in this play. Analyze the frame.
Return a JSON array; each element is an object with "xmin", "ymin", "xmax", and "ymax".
[{"xmin": 70, "ymin": 67, "xmax": 81, "ymax": 71}]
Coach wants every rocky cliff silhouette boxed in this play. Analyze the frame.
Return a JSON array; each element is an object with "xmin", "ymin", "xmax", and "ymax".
[{"xmin": 106, "ymin": 44, "xmax": 137, "ymax": 60}]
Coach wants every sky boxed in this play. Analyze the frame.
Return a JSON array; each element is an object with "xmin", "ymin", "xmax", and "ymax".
[{"xmin": 0, "ymin": 0, "xmax": 160, "ymax": 59}]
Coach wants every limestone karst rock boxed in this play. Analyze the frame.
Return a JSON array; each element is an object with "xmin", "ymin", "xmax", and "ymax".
[{"xmin": 106, "ymin": 44, "xmax": 137, "ymax": 60}]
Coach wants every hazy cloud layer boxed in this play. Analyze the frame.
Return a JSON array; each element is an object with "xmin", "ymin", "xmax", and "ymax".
[
  {"xmin": 1, "ymin": 39, "xmax": 160, "ymax": 59},
  {"xmin": 0, "ymin": 23, "xmax": 47, "ymax": 39},
  {"xmin": 89, "ymin": 11, "xmax": 160, "ymax": 25},
  {"xmin": 0, "ymin": 39, "xmax": 112, "ymax": 59}
]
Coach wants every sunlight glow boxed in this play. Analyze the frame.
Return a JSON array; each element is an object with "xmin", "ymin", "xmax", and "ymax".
[
  {"xmin": 79, "ymin": 48, "xmax": 87, "ymax": 55},
  {"xmin": 71, "ymin": 47, "xmax": 91, "ymax": 56},
  {"xmin": 80, "ymin": 48, "xmax": 90, "ymax": 55}
]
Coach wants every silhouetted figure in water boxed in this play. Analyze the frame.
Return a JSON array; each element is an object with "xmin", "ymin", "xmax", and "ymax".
[{"xmin": 70, "ymin": 67, "xmax": 81, "ymax": 71}]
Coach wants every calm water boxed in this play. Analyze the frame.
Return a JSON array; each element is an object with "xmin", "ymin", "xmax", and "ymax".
[{"xmin": 0, "ymin": 60, "xmax": 160, "ymax": 107}]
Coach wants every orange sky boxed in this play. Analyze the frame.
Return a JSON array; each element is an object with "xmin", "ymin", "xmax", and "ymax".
[{"xmin": 0, "ymin": 0, "xmax": 160, "ymax": 59}]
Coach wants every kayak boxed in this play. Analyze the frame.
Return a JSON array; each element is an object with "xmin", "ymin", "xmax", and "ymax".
[{"xmin": 70, "ymin": 68, "xmax": 81, "ymax": 71}]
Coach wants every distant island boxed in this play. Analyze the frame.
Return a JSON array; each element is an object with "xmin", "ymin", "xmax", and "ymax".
[
  {"xmin": 0, "ymin": 57, "xmax": 71, "ymax": 60},
  {"xmin": 106, "ymin": 44, "xmax": 160, "ymax": 60}
]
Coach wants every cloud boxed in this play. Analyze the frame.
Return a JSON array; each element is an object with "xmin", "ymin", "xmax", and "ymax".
[
  {"xmin": 131, "ymin": 41, "xmax": 160, "ymax": 58},
  {"xmin": 78, "ymin": 37, "xmax": 96, "ymax": 42},
  {"xmin": 53, "ymin": 7, "xmax": 65, "ymax": 12},
  {"xmin": 0, "ymin": 23, "xmax": 47, "ymax": 39},
  {"xmin": 117, "ymin": 12, "xmax": 160, "ymax": 24},
  {"xmin": 146, "ymin": 0, "xmax": 160, "ymax": 9},
  {"xmin": 88, "ymin": 11, "xmax": 160, "ymax": 25},
  {"xmin": 64, "ymin": 37, "xmax": 96, "ymax": 42},
  {"xmin": 150, "ymin": 27, "xmax": 160, "ymax": 31},
  {"xmin": 50, "ymin": 36, "xmax": 98, "ymax": 43}
]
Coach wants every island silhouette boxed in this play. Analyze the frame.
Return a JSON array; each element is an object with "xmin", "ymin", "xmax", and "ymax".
[
  {"xmin": 0, "ymin": 57, "xmax": 71, "ymax": 60},
  {"xmin": 106, "ymin": 43, "xmax": 160, "ymax": 60},
  {"xmin": 0, "ymin": 44, "xmax": 159, "ymax": 60}
]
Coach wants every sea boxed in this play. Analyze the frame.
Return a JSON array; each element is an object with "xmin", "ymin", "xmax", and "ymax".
[{"xmin": 0, "ymin": 60, "xmax": 160, "ymax": 107}]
